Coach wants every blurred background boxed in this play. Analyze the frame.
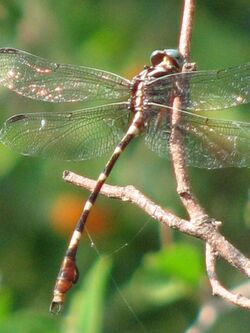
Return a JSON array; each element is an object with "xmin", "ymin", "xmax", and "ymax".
[{"xmin": 0, "ymin": 0, "xmax": 250, "ymax": 332}]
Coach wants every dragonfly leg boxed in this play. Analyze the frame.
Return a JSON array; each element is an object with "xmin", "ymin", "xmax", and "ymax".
[{"xmin": 50, "ymin": 121, "xmax": 141, "ymax": 313}]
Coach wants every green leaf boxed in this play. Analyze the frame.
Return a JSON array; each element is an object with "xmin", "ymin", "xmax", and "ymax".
[
  {"xmin": 63, "ymin": 256, "xmax": 112, "ymax": 333},
  {"xmin": 144, "ymin": 243, "xmax": 204, "ymax": 286},
  {"xmin": 109, "ymin": 243, "xmax": 204, "ymax": 313}
]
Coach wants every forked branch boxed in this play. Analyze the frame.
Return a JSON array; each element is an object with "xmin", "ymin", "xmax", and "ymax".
[
  {"xmin": 63, "ymin": 0, "xmax": 250, "ymax": 311},
  {"xmin": 63, "ymin": 170, "xmax": 250, "ymax": 310},
  {"xmin": 171, "ymin": 0, "xmax": 250, "ymax": 311}
]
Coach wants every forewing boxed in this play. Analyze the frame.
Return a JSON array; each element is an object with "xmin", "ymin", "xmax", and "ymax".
[
  {"xmin": 0, "ymin": 48, "xmax": 130, "ymax": 103},
  {"xmin": 147, "ymin": 63, "xmax": 250, "ymax": 111},
  {"xmin": 144, "ymin": 104, "xmax": 250, "ymax": 168},
  {"xmin": 0, "ymin": 103, "xmax": 130, "ymax": 161}
]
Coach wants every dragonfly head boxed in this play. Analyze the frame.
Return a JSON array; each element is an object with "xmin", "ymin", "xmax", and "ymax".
[{"xmin": 150, "ymin": 49, "xmax": 184, "ymax": 70}]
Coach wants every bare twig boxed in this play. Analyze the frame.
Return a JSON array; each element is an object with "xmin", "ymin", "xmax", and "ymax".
[
  {"xmin": 62, "ymin": 0, "xmax": 250, "ymax": 313},
  {"xmin": 170, "ymin": 0, "xmax": 206, "ymax": 220},
  {"xmin": 179, "ymin": 0, "xmax": 196, "ymax": 60},
  {"xmin": 63, "ymin": 170, "xmax": 250, "ymax": 310},
  {"xmin": 185, "ymin": 281, "xmax": 250, "ymax": 333},
  {"xmin": 167, "ymin": 0, "xmax": 250, "ymax": 311},
  {"xmin": 206, "ymin": 244, "xmax": 250, "ymax": 309}
]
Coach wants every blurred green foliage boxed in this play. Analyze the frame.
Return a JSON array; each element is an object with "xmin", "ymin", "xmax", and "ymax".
[{"xmin": 0, "ymin": 1, "xmax": 250, "ymax": 332}]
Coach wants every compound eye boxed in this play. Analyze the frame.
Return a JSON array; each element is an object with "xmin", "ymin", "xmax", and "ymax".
[
  {"xmin": 164, "ymin": 49, "xmax": 184, "ymax": 68},
  {"xmin": 150, "ymin": 50, "xmax": 165, "ymax": 66}
]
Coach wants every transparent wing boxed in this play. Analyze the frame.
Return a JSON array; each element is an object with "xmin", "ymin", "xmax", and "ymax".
[
  {"xmin": 0, "ymin": 102, "xmax": 130, "ymax": 160},
  {"xmin": 0, "ymin": 48, "xmax": 130, "ymax": 103},
  {"xmin": 147, "ymin": 63, "xmax": 250, "ymax": 111},
  {"xmin": 144, "ymin": 104, "xmax": 250, "ymax": 168}
]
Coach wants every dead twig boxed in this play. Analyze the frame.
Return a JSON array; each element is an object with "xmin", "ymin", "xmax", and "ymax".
[
  {"xmin": 206, "ymin": 244, "xmax": 250, "ymax": 309},
  {"xmin": 63, "ymin": 0, "xmax": 250, "ymax": 313},
  {"xmin": 63, "ymin": 170, "xmax": 250, "ymax": 310},
  {"xmin": 168, "ymin": 0, "xmax": 250, "ymax": 311},
  {"xmin": 170, "ymin": 0, "xmax": 206, "ymax": 220},
  {"xmin": 185, "ymin": 281, "xmax": 250, "ymax": 333}
]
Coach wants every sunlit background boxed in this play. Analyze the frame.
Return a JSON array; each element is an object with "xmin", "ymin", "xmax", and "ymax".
[{"xmin": 0, "ymin": 1, "xmax": 250, "ymax": 332}]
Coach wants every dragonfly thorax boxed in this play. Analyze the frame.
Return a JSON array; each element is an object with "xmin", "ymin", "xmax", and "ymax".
[{"xmin": 128, "ymin": 52, "xmax": 182, "ymax": 134}]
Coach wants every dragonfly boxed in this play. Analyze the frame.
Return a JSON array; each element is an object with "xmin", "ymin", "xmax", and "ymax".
[{"xmin": 0, "ymin": 47, "xmax": 250, "ymax": 313}]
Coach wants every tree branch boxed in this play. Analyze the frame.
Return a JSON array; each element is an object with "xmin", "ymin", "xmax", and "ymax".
[
  {"xmin": 63, "ymin": 170, "xmax": 250, "ymax": 310},
  {"xmin": 206, "ymin": 244, "xmax": 250, "ymax": 309},
  {"xmin": 62, "ymin": 0, "xmax": 250, "ymax": 312},
  {"xmin": 185, "ymin": 281, "xmax": 250, "ymax": 333},
  {"xmin": 170, "ymin": 0, "xmax": 206, "ymax": 220},
  {"xmin": 168, "ymin": 0, "xmax": 250, "ymax": 310}
]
